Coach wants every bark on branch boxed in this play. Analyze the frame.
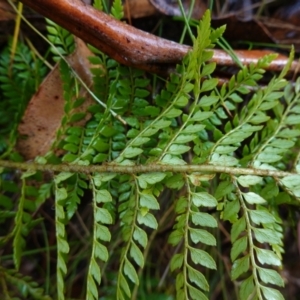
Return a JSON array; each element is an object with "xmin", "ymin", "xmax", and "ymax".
[{"xmin": 19, "ymin": 0, "xmax": 299, "ymax": 74}]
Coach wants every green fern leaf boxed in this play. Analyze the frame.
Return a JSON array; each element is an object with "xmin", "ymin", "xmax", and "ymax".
[{"xmin": 111, "ymin": 0, "xmax": 124, "ymax": 20}]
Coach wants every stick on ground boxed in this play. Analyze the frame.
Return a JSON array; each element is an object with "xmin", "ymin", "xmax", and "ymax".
[{"xmin": 19, "ymin": 0, "xmax": 300, "ymax": 74}]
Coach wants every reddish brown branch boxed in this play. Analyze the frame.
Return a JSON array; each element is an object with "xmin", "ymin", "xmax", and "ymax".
[{"xmin": 20, "ymin": 0, "xmax": 299, "ymax": 74}]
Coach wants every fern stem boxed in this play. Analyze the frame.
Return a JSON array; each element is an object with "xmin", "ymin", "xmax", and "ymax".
[
  {"xmin": 184, "ymin": 178, "xmax": 193, "ymax": 298},
  {"xmin": 235, "ymin": 178, "xmax": 263, "ymax": 300},
  {"xmin": 117, "ymin": 177, "xmax": 140, "ymax": 299},
  {"xmin": 210, "ymin": 85, "xmax": 277, "ymax": 157},
  {"xmin": 86, "ymin": 179, "xmax": 103, "ymax": 300},
  {"xmin": 0, "ymin": 159, "xmax": 295, "ymax": 177},
  {"xmin": 158, "ymin": 71, "xmax": 201, "ymax": 161},
  {"xmin": 12, "ymin": 176, "xmax": 26, "ymax": 270},
  {"xmin": 132, "ymin": 199, "xmax": 176, "ymax": 298}
]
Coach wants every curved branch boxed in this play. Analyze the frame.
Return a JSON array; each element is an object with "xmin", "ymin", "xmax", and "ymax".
[{"xmin": 19, "ymin": 0, "xmax": 299, "ymax": 74}]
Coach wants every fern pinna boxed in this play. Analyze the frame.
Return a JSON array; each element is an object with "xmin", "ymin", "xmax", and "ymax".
[{"xmin": 1, "ymin": 4, "xmax": 300, "ymax": 300}]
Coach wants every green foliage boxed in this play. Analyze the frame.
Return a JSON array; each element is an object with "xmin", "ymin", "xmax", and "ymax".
[
  {"xmin": 229, "ymin": 182, "xmax": 285, "ymax": 300},
  {"xmin": 169, "ymin": 179, "xmax": 218, "ymax": 300},
  {"xmin": 87, "ymin": 174, "xmax": 114, "ymax": 300},
  {"xmin": 93, "ymin": 0, "xmax": 104, "ymax": 11},
  {"xmin": 0, "ymin": 266, "xmax": 51, "ymax": 300},
  {"xmin": 2, "ymin": 8, "xmax": 300, "ymax": 300},
  {"xmin": 0, "ymin": 41, "xmax": 47, "ymax": 155},
  {"xmin": 111, "ymin": 0, "xmax": 124, "ymax": 20},
  {"xmin": 46, "ymin": 18, "xmax": 75, "ymax": 61},
  {"xmin": 54, "ymin": 173, "xmax": 71, "ymax": 300}
]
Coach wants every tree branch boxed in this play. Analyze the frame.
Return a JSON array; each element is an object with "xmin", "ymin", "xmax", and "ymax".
[{"xmin": 19, "ymin": 0, "xmax": 300, "ymax": 74}]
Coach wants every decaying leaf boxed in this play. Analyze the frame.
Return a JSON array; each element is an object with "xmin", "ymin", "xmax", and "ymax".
[
  {"xmin": 0, "ymin": 0, "xmax": 15, "ymax": 21},
  {"xmin": 211, "ymin": 0, "xmax": 300, "ymax": 51},
  {"xmin": 149, "ymin": 0, "xmax": 206, "ymax": 19},
  {"xmin": 17, "ymin": 38, "xmax": 95, "ymax": 159},
  {"xmin": 212, "ymin": 15, "xmax": 300, "ymax": 51},
  {"xmin": 124, "ymin": 0, "xmax": 157, "ymax": 19}
]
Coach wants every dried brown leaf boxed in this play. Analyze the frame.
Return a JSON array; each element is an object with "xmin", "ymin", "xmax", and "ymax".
[
  {"xmin": 0, "ymin": 0, "xmax": 15, "ymax": 21},
  {"xmin": 17, "ymin": 39, "xmax": 95, "ymax": 159},
  {"xmin": 124, "ymin": 0, "xmax": 157, "ymax": 19},
  {"xmin": 149, "ymin": 0, "xmax": 206, "ymax": 19}
]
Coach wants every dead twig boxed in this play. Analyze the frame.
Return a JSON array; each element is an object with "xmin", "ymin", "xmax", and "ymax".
[{"xmin": 19, "ymin": 0, "xmax": 300, "ymax": 74}]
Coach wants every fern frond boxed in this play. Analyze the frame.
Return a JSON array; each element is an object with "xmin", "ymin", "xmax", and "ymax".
[
  {"xmin": 116, "ymin": 175, "xmax": 139, "ymax": 299},
  {"xmin": 12, "ymin": 174, "xmax": 27, "ymax": 270},
  {"xmin": 0, "ymin": 41, "xmax": 46, "ymax": 155},
  {"xmin": 116, "ymin": 172, "xmax": 166, "ymax": 299},
  {"xmin": 93, "ymin": 0, "xmax": 104, "ymax": 11},
  {"xmin": 46, "ymin": 19, "xmax": 75, "ymax": 62},
  {"xmin": 54, "ymin": 173, "xmax": 72, "ymax": 300},
  {"xmin": 169, "ymin": 178, "xmax": 218, "ymax": 299},
  {"xmin": 87, "ymin": 174, "xmax": 114, "ymax": 300},
  {"xmin": 0, "ymin": 266, "xmax": 50, "ymax": 300},
  {"xmin": 229, "ymin": 177, "xmax": 285, "ymax": 300},
  {"xmin": 112, "ymin": 11, "xmax": 220, "ymax": 171},
  {"xmin": 250, "ymin": 81, "xmax": 300, "ymax": 170},
  {"xmin": 12, "ymin": 170, "xmax": 43, "ymax": 270},
  {"xmin": 111, "ymin": 0, "xmax": 124, "ymax": 20},
  {"xmin": 50, "ymin": 59, "xmax": 88, "ymax": 158},
  {"xmin": 208, "ymin": 50, "xmax": 294, "ymax": 168}
]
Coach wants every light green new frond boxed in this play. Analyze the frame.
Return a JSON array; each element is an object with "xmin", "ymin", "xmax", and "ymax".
[
  {"xmin": 111, "ymin": 0, "xmax": 124, "ymax": 20},
  {"xmin": 279, "ymin": 47, "xmax": 294, "ymax": 79},
  {"xmin": 210, "ymin": 25, "xmax": 226, "ymax": 44},
  {"xmin": 152, "ymin": 12, "xmax": 221, "ymax": 165},
  {"xmin": 113, "ymin": 12, "xmax": 224, "ymax": 167},
  {"xmin": 93, "ymin": 0, "xmax": 104, "ymax": 11}
]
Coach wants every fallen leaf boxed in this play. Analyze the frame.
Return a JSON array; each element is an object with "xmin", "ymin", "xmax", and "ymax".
[
  {"xmin": 149, "ymin": 0, "xmax": 206, "ymax": 19},
  {"xmin": 212, "ymin": 15, "xmax": 273, "ymax": 45},
  {"xmin": 124, "ymin": 0, "xmax": 157, "ymax": 19},
  {"xmin": 17, "ymin": 38, "xmax": 96, "ymax": 159},
  {"xmin": 0, "ymin": 0, "xmax": 15, "ymax": 21}
]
